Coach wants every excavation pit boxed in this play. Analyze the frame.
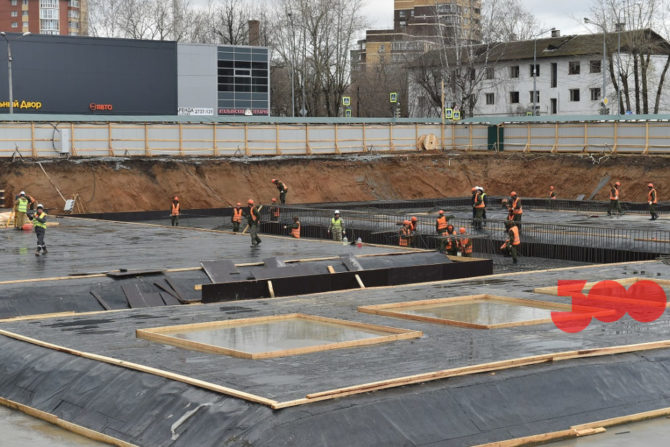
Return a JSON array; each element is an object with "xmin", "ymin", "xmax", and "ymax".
[{"xmin": 136, "ymin": 313, "xmax": 422, "ymax": 359}]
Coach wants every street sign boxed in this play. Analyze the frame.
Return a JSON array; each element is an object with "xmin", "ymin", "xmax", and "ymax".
[
  {"xmin": 389, "ymin": 92, "xmax": 398, "ymax": 103},
  {"xmin": 345, "ymin": 108, "xmax": 352, "ymax": 118},
  {"xmin": 300, "ymin": 108, "xmax": 308, "ymax": 117},
  {"xmin": 453, "ymin": 111, "xmax": 461, "ymax": 121},
  {"xmin": 342, "ymin": 96, "xmax": 351, "ymax": 107},
  {"xmin": 603, "ymin": 97, "xmax": 609, "ymax": 105},
  {"xmin": 444, "ymin": 108, "xmax": 453, "ymax": 119}
]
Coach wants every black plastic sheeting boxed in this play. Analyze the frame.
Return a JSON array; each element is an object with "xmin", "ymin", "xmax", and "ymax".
[{"xmin": 2, "ymin": 335, "xmax": 670, "ymax": 446}]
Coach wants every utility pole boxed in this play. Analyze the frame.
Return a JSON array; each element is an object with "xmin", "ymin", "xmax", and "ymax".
[{"xmin": 1, "ymin": 32, "xmax": 31, "ymax": 115}]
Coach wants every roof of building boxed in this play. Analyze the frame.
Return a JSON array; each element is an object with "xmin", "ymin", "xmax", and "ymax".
[{"xmin": 411, "ymin": 29, "xmax": 670, "ymax": 67}]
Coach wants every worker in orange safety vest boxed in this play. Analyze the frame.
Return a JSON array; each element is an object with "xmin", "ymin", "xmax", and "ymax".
[
  {"xmin": 549, "ymin": 186, "xmax": 557, "ymax": 200},
  {"xmin": 270, "ymin": 198, "xmax": 280, "ymax": 222},
  {"xmin": 608, "ymin": 181, "xmax": 623, "ymax": 216},
  {"xmin": 170, "ymin": 196, "xmax": 180, "ymax": 226},
  {"xmin": 399, "ymin": 220, "xmax": 412, "ymax": 247},
  {"xmin": 501, "ymin": 221, "xmax": 521, "ymax": 264},
  {"xmin": 291, "ymin": 216, "xmax": 301, "ymax": 238},
  {"xmin": 436, "ymin": 210, "xmax": 448, "ymax": 235},
  {"xmin": 458, "ymin": 227, "xmax": 473, "ymax": 257},
  {"xmin": 439, "ymin": 224, "xmax": 458, "ymax": 255},
  {"xmin": 231, "ymin": 202, "xmax": 244, "ymax": 232}
]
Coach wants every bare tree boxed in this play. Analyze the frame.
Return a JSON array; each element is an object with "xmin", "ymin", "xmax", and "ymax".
[{"xmin": 481, "ymin": 0, "xmax": 538, "ymax": 43}]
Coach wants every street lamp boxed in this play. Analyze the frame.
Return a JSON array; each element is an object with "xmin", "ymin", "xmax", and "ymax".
[
  {"xmin": 532, "ymin": 27, "xmax": 556, "ymax": 115},
  {"xmin": 584, "ymin": 18, "xmax": 608, "ymax": 114},
  {"xmin": 287, "ymin": 11, "xmax": 296, "ymax": 117},
  {"xmin": 615, "ymin": 21, "xmax": 625, "ymax": 115},
  {"xmin": 0, "ymin": 31, "xmax": 31, "ymax": 115}
]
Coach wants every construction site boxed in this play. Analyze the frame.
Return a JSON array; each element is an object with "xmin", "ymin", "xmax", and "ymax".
[{"xmin": 3, "ymin": 114, "xmax": 670, "ymax": 446}]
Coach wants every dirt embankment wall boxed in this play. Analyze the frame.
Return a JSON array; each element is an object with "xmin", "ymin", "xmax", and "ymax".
[{"xmin": 1, "ymin": 153, "xmax": 668, "ymax": 213}]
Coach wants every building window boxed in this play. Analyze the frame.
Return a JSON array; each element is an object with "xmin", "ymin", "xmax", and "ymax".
[
  {"xmin": 23, "ymin": 0, "xmax": 29, "ymax": 5},
  {"xmin": 11, "ymin": 0, "xmax": 17, "ymax": 5},
  {"xmin": 68, "ymin": 10, "xmax": 80, "ymax": 18},
  {"xmin": 70, "ymin": 0, "xmax": 80, "ymax": 6},
  {"xmin": 399, "ymin": 10, "xmax": 406, "ymax": 17},
  {"xmin": 510, "ymin": 65, "xmax": 519, "ymax": 78},
  {"xmin": 378, "ymin": 44, "xmax": 384, "ymax": 53},
  {"xmin": 510, "ymin": 91, "xmax": 520, "ymax": 104},
  {"xmin": 530, "ymin": 64, "xmax": 540, "ymax": 77},
  {"xmin": 569, "ymin": 61, "xmax": 581, "ymax": 75},
  {"xmin": 485, "ymin": 66, "xmax": 494, "ymax": 80},
  {"xmin": 590, "ymin": 88, "xmax": 601, "ymax": 101},
  {"xmin": 40, "ymin": 9, "xmax": 59, "ymax": 19},
  {"xmin": 40, "ymin": 0, "xmax": 59, "ymax": 7},
  {"xmin": 570, "ymin": 88, "xmax": 580, "ymax": 102},
  {"xmin": 22, "ymin": 10, "xmax": 28, "ymax": 16},
  {"xmin": 11, "ymin": 11, "xmax": 18, "ymax": 17},
  {"xmin": 69, "ymin": 20, "xmax": 79, "ymax": 29},
  {"xmin": 529, "ymin": 91, "xmax": 539, "ymax": 103},
  {"xmin": 11, "ymin": 22, "xmax": 18, "ymax": 28},
  {"xmin": 590, "ymin": 60, "xmax": 601, "ymax": 73},
  {"xmin": 40, "ymin": 19, "xmax": 59, "ymax": 31},
  {"xmin": 485, "ymin": 93, "xmax": 495, "ymax": 105},
  {"xmin": 22, "ymin": 21, "xmax": 28, "ymax": 27}
]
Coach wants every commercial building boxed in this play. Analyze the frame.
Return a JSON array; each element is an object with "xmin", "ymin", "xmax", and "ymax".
[{"xmin": 0, "ymin": 0, "xmax": 88, "ymax": 36}]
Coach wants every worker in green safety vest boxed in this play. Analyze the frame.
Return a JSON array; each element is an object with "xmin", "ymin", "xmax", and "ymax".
[
  {"xmin": 13, "ymin": 190, "xmax": 35, "ymax": 230},
  {"xmin": 328, "ymin": 210, "xmax": 345, "ymax": 242},
  {"xmin": 28, "ymin": 203, "xmax": 48, "ymax": 256}
]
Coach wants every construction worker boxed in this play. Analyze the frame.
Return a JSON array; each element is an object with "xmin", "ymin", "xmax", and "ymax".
[
  {"xmin": 648, "ymin": 183, "xmax": 659, "ymax": 220},
  {"xmin": 509, "ymin": 192, "xmax": 523, "ymax": 225},
  {"xmin": 13, "ymin": 191, "xmax": 33, "ymax": 230},
  {"xmin": 269, "ymin": 198, "xmax": 280, "ymax": 222},
  {"xmin": 328, "ymin": 210, "xmax": 345, "ymax": 241},
  {"xmin": 458, "ymin": 227, "xmax": 473, "ymax": 257},
  {"xmin": 409, "ymin": 216, "xmax": 419, "ymax": 247},
  {"xmin": 471, "ymin": 187, "xmax": 477, "ymax": 220},
  {"xmin": 231, "ymin": 202, "xmax": 243, "ymax": 232},
  {"xmin": 28, "ymin": 204, "xmax": 47, "ymax": 256},
  {"xmin": 272, "ymin": 179, "xmax": 288, "ymax": 204},
  {"xmin": 500, "ymin": 221, "xmax": 521, "ymax": 264},
  {"xmin": 473, "ymin": 188, "xmax": 485, "ymax": 230},
  {"xmin": 436, "ymin": 210, "xmax": 448, "ymax": 235},
  {"xmin": 399, "ymin": 220, "xmax": 412, "ymax": 247},
  {"xmin": 549, "ymin": 186, "xmax": 557, "ymax": 200},
  {"xmin": 439, "ymin": 224, "xmax": 458, "ymax": 256},
  {"xmin": 246, "ymin": 199, "xmax": 262, "ymax": 247},
  {"xmin": 170, "ymin": 196, "xmax": 180, "ymax": 226},
  {"xmin": 608, "ymin": 181, "xmax": 623, "ymax": 216},
  {"xmin": 479, "ymin": 187, "xmax": 488, "ymax": 226},
  {"xmin": 291, "ymin": 216, "xmax": 301, "ymax": 238}
]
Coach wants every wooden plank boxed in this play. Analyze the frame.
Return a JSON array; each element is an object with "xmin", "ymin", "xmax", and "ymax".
[
  {"xmin": 142, "ymin": 292, "xmax": 165, "ymax": 307},
  {"xmin": 121, "ymin": 284, "xmax": 147, "ymax": 308},
  {"xmin": 89, "ymin": 291, "xmax": 112, "ymax": 311},
  {"xmin": 159, "ymin": 291, "xmax": 181, "ymax": 306},
  {"xmin": 267, "ymin": 280, "xmax": 275, "ymax": 298},
  {"xmin": 165, "ymin": 278, "xmax": 200, "ymax": 304},
  {"xmin": 0, "ymin": 311, "xmax": 77, "ymax": 322},
  {"xmin": 327, "ymin": 265, "xmax": 336, "ymax": 274},
  {"xmin": 355, "ymin": 274, "xmax": 366, "ymax": 289},
  {"xmin": 201, "ymin": 260, "xmax": 239, "ymax": 283},
  {"xmin": 0, "ymin": 396, "xmax": 138, "ymax": 447}
]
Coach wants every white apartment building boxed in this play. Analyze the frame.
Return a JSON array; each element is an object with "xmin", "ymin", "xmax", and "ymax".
[{"xmin": 409, "ymin": 29, "xmax": 670, "ymax": 118}]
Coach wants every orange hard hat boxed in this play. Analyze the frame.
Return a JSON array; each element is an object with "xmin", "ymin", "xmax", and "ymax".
[
  {"xmin": 236, "ymin": 202, "xmax": 241, "ymax": 206},
  {"xmin": 272, "ymin": 198, "xmax": 277, "ymax": 202},
  {"xmin": 173, "ymin": 196, "xmax": 179, "ymax": 200},
  {"xmin": 615, "ymin": 181, "xmax": 621, "ymax": 186},
  {"xmin": 248, "ymin": 199, "xmax": 254, "ymax": 205},
  {"xmin": 459, "ymin": 227, "xmax": 466, "ymax": 234},
  {"xmin": 411, "ymin": 216, "xmax": 418, "ymax": 222},
  {"xmin": 550, "ymin": 186, "xmax": 554, "ymax": 190},
  {"xmin": 271, "ymin": 178, "xmax": 277, "ymax": 183},
  {"xmin": 510, "ymin": 191, "xmax": 517, "ymax": 196},
  {"xmin": 403, "ymin": 220, "xmax": 410, "ymax": 225},
  {"xmin": 648, "ymin": 183, "xmax": 654, "ymax": 188},
  {"xmin": 438, "ymin": 210, "xmax": 444, "ymax": 215},
  {"xmin": 471, "ymin": 187, "xmax": 476, "ymax": 192}
]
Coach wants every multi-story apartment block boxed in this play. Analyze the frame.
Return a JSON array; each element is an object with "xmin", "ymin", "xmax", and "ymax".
[{"xmin": 0, "ymin": 0, "xmax": 88, "ymax": 36}]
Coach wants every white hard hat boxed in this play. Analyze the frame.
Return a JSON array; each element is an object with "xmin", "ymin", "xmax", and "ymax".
[
  {"xmin": 20, "ymin": 191, "xmax": 25, "ymax": 195},
  {"xmin": 334, "ymin": 210, "xmax": 340, "ymax": 214},
  {"xmin": 36, "ymin": 203, "xmax": 44, "ymax": 209},
  {"xmin": 477, "ymin": 186, "xmax": 484, "ymax": 191}
]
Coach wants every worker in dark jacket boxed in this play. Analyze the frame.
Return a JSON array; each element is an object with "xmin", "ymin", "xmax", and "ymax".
[
  {"xmin": 246, "ymin": 199, "xmax": 262, "ymax": 247},
  {"xmin": 272, "ymin": 179, "xmax": 288, "ymax": 204},
  {"xmin": 28, "ymin": 203, "xmax": 48, "ymax": 256}
]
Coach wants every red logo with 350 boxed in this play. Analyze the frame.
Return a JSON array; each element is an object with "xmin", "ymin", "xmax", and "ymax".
[{"xmin": 551, "ymin": 280, "xmax": 667, "ymax": 333}]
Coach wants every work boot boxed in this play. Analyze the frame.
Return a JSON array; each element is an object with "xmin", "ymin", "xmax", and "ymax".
[
  {"xmin": 513, "ymin": 258, "xmax": 518, "ymax": 264},
  {"xmin": 42, "ymin": 247, "xmax": 48, "ymax": 254},
  {"xmin": 35, "ymin": 249, "xmax": 41, "ymax": 256}
]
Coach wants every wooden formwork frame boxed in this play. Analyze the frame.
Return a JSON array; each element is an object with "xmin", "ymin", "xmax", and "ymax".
[{"xmin": 136, "ymin": 313, "xmax": 421, "ymax": 359}]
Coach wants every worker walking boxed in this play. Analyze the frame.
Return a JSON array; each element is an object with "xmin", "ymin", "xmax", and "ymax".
[
  {"xmin": 14, "ymin": 191, "xmax": 34, "ymax": 230},
  {"xmin": 270, "ymin": 198, "xmax": 280, "ymax": 222},
  {"xmin": 246, "ymin": 199, "xmax": 262, "ymax": 247},
  {"xmin": 291, "ymin": 216, "xmax": 301, "ymax": 238},
  {"xmin": 399, "ymin": 220, "xmax": 412, "ymax": 247},
  {"xmin": 231, "ymin": 202, "xmax": 243, "ymax": 232},
  {"xmin": 436, "ymin": 210, "xmax": 448, "ymax": 235},
  {"xmin": 170, "ymin": 196, "xmax": 180, "ymax": 226},
  {"xmin": 328, "ymin": 210, "xmax": 345, "ymax": 241},
  {"xmin": 458, "ymin": 227, "xmax": 473, "ymax": 257},
  {"xmin": 509, "ymin": 192, "xmax": 523, "ymax": 224},
  {"xmin": 549, "ymin": 186, "xmax": 557, "ymax": 200},
  {"xmin": 272, "ymin": 179, "xmax": 288, "ymax": 204},
  {"xmin": 28, "ymin": 204, "xmax": 47, "ymax": 256},
  {"xmin": 608, "ymin": 181, "xmax": 623, "ymax": 216},
  {"xmin": 473, "ymin": 188, "xmax": 485, "ymax": 230},
  {"xmin": 648, "ymin": 183, "xmax": 659, "ymax": 220},
  {"xmin": 500, "ymin": 221, "xmax": 521, "ymax": 264}
]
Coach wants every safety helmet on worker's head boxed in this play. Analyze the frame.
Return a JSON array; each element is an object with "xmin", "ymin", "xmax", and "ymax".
[
  {"xmin": 471, "ymin": 187, "xmax": 476, "ymax": 192},
  {"xmin": 615, "ymin": 181, "xmax": 621, "ymax": 186},
  {"xmin": 411, "ymin": 216, "xmax": 418, "ymax": 222},
  {"xmin": 236, "ymin": 202, "xmax": 241, "ymax": 207},
  {"xmin": 459, "ymin": 227, "xmax": 466, "ymax": 234},
  {"xmin": 403, "ymin": 220, "xmax": 410, "ymax": 225},
  {"xmin": 510, "ymin": 191, "xmax": 517, "ymax": 197},
  {"xmin": 334, "ymin": 210, "xmax": 340, "ymax": 214},
  {"xmin": 438, "ymin": 210, "xmax": 444, "ymax": 215},
  {"xmin": 271, "ymin": 178, "xmax": 277, "ymax": 183},
  {"xmin": 648, "ymin": 183, "xmax": 654, "ymax": 188},
  {"xmin": 272, "ymin": 198, "xmax": 277, "ymax": 202},
  {"xmin": 20, "ymin": 191, "xmax": 25, "ymax": 196},
  {"xmin": 36, "ymin": 204, "xmax": 44, "ymax": 210},
  {"xmin": 550, "ymin": 186, "xmax": 554, "ymax": 190},
  {"xmin": 248, "ymin": 199, "xmax": 254, "ymax": 205},
  {"xmin": 477, "ymin": 186, "xmax": 484, "ymax": 191},
  {"xmin": 173, "ymin": 196, "xmax": 179, "ymax": 201}
]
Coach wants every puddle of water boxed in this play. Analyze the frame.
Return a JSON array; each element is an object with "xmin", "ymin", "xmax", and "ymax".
[
  {"xmin": 399, "ymin": 300, "xmax": 553, "ymax": 325},
  {"xmin": 170, "ymin": 318, "xmax": 391, "ymax": 354}
]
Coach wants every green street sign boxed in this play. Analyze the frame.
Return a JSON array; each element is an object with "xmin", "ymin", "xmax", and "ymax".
[
  {"xmin": 342, "ymin": 96, "xmax": 351, "ymax": 107},
  {"xmin": 345, "ymin": 109, "xmax": 352, "ymax": 118},
  {"xmin": 444, "ymin": 108, "xmax": 453, "ymax": 119},
  {"xmin": 389, "ymin": 92, "xmax": 398, "ymax": 103},
  {"xmin": 452, "ymin": 111, "xmax": 461, "ymax": 121}
]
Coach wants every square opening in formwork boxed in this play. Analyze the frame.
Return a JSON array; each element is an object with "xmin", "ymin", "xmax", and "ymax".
[
  {"xmin": 358, "ymin": 295, "xmax": 578, "ymax": 329},
  {"xmin": 136, "ymin": 313, "xmax": 422, "ymax": 359}
]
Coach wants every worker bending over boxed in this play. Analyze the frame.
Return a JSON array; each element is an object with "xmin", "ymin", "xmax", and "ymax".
[
  {"xmin": 28, "ymin": 204, "xmax": 48, "ymax": 256},
  {"xmin": 458, "ymin": 227, "xmax": 473, "ymax": 257},
  {"xmin": 648, "ymin": 183, "xmax": 659, "ymax": 220},
  {"xmin": 399, "ymin": 220, "xmax": 413, "ymax": 247},
  {"xmin": 170, "ymin": 196, "xmax": 180, "ymax": 226},
  {"xmin": 272, "ymin": 179, "xmax": 288, "ymax": 204},
  {"xmin": 328, "ymin": 210, "xmax": 345, "ymax": 241},
  {"xmin": 439, "ymin": 224, "xmax": 458, "ymax": 256},
  {"xmin": 270, "ymin": 198, "xmax": 280, "ymax": 221},
  {"xmin": 14, "ymin": 191, "xmax": 35, "ymax": 230},
  {"xmin": 290, "ymin": 216, "xmax": 301, "ymax": 238},
  {"xmin": 608, "ymin": 181, "xmax": 623, "ymax": 216},
  {"xmin": 231, "ymin": 202, "xmax": 243, "ymax": 232},
  {"xmin": 501, "ymin": 221, "xmax": 521, "ymax": 264},
  {"xmin": 246, "ymin": 199, "xmax": 262, "ymax": 247}
]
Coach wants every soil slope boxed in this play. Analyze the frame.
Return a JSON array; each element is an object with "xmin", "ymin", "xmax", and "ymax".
[{"xmin": 1, "ymin": 153, "xmax": 668, "ymax": 213}]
